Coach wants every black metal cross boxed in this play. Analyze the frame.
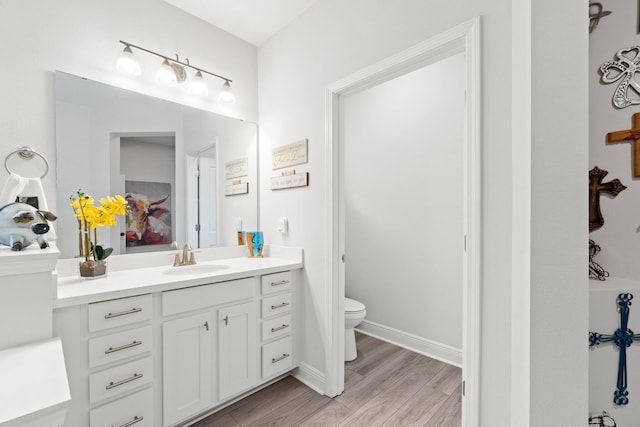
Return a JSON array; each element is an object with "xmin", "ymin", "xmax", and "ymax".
[{"xmin": 590, "ymin": 293, "xmax": 640, "ymax": 405}]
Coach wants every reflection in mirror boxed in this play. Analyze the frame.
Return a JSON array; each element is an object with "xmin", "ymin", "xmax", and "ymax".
[{"xmin": 55, "ymin": 71, "xmax": 258, "ymax": 259}]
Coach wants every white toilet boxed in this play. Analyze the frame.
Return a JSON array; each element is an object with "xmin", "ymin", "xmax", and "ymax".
[{"xmin": 344, "ymin": 297, "xmax": 366, "ymax": 362}]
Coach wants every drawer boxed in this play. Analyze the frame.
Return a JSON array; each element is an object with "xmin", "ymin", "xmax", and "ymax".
[
  {"xmin": 89, "ymin": 356, "xmax": 153, "ymax": 404},
  {"xmin": 262, "ymin": 336, "xmax": 293, "ymax": 379},
  {"xmin": 89, "ymin": 325, "xmax": 153, "ymax": 368},
  {"xmin": 261, "ymin": 271, "xmax": 292, "ymax": 295},
  {"xmin": 262, "ymin": 314, "xmax": 292, "ymax": 341},
  {"xmin": 89, "ymin": 294, "xmax": 152, "ymax": 332},
  {"xmin": 90, "ymin": 387, "xmax": 153, "ymax": 427},
  {"xmin": 261, "ymin": 293, "xmax": 292, "ymax": 318},
  {"xmin": 162, "ymin": 277, "xmax": 256, "ymax": 316}
]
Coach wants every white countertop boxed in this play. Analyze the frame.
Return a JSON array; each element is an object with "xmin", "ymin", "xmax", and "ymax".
[
  {"xmin": 0, "ymin": 338, "xmax": 70, "ymax": 426},
  {"xmin": 54, "ymin": 245, "xmax": 303, "ymax": 307}
]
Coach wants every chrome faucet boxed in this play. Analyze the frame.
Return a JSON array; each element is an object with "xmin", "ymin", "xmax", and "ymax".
[{"xmin": 171, "ymin": 242, "xmax": 197, "ymax": 266}]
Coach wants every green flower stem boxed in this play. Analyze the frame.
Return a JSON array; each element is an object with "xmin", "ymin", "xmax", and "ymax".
[{"xmin": 93, "ymin": 227, "xmax": 98, "ymax": 260}]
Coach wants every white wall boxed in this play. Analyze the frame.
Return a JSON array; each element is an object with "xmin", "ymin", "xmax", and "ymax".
[
  {"xmin": 529, "ymin": 0, "xmax": 588, "ymax": 425},
  {"xmin": 258, "ymin": 0, "xmax": 588, "ymax": 424},
  {"xmin": 588, "ymin": 1, "xmax": 640, "ymax": 424},
  {"xmin": 342, "ymin": 54, "xmax": 465, "ymax": 351},
  {"xmin": 0, "ymin": 0, "xmax": 257, "ymax": 218}
]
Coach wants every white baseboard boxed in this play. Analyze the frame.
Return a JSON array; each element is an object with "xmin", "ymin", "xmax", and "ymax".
[
  {"xmin": 292, "ymin": 362, "xmax": 326, "ymax": 394},
  {"xmin": 356, "ymin": 320, "xmax": 462, "ymax": 367}
]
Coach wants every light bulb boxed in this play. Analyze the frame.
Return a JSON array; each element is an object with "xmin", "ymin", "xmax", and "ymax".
[
  {"xmin": 115, "ymin": 45, "xmax": 142, "ymax": 76},
  {"xmin": 189, "ymin": 70, "xmax": 209, "ymax": 96},
  {"xmin": 155, "ymin": 59, "xmax": 177, "ymax": 87},
  {"xmin": 218, "ymin": 80, "xmax": 236, "ymax": 103}
]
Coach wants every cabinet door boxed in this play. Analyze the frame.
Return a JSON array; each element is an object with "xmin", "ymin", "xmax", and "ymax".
[
  {"xmin": 218, "ymin": 301, "xmax": 257, "ymax": 400},
  {"xmin": 163, "ymin": 312, "xmax": 213, "ymax": 426}
]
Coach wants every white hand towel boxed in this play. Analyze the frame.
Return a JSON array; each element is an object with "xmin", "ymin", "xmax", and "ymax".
[
  {"xmin": 0, "ymin": 173, "xmax": 27, "ymax": 205},
  {"xmin": 0, "ymin": 172, "xmax": 57, "ymax": 240}
]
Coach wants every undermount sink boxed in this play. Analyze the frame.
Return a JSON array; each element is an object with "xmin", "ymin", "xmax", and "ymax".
[{"xmin": 162, "ymin": 264, "xmax": 229, "ymax": 275}]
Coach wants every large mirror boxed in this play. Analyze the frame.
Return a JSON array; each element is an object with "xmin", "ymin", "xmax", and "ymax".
[{"xmin": 55, "ymin": 71, "xmax": 258, "ymax": 259}]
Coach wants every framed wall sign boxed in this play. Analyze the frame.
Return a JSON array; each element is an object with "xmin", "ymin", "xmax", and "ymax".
[
  {"xmin": 225, "ymin": 157, "xmax": 249, "ymax": 179},
  {"xmin": 271, "ymin": 171, "xmax": 309, "ymax": 190},
  {"xmin": 225, "ymin": 181, "xmax": 249, "ymax": 196},
  {"xmin": 272, "ymin": 139, "xmax": 308, "ymax": 170}
]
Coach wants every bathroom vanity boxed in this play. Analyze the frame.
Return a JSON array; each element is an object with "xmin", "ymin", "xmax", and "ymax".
[{"xmin": 53, "ymin": 245, "xmax": 302, "ymax": 427}]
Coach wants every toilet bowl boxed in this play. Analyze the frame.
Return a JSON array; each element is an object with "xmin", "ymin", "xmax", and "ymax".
[{"xmin": 344, "ymin": 297, "xmax": 366, "ymax": 362}]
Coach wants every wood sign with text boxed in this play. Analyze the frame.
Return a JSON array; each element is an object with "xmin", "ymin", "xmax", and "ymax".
[{"xmin": 272, "ymin": 139, "xmax": 308, "ymax": 170}]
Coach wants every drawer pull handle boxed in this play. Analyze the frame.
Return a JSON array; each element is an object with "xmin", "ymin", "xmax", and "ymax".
[
  {"xmin": 272, "ymin": 353, "xmax": 290, "ymax": 364},
  {"xmin": 204, "ymin": 321, "xmax": 209, "ymax": 331},
  {"xmin": 271, "ymin": 324, "xmax": 290, "ymax": 333},
  {"xmin": 270, "ymin": 280, "xmax": 290, "ymax": 287},
  {"xmin": 104, "ymin": 307, "xmax": 142, "ymax": 319},
  {"xmin": 106, "ymin": 373, "xmax": 143, "ymax": 390},
  {"xmin": 115, "ymin": 415, "xmax": 144, "ymax": 427},
  {"xmin": 271, "ymin": 302, "xmax": 290, "ymax": 310},
  {"xmin": 105, "ymin": 340, "xmax": 142, "ymax": 354}
]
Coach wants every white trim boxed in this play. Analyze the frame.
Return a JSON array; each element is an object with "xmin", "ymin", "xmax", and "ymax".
[
  {"xmin": 462, "ymin": 16, "xmax": 482, "ymax": 427},
  {"xmin": 356, "ymin": 321, "xmax": 462, "ymax": 367},
  {"xmin": 325, "ymin": 16, "xmax": 482, "ymax": 426},
  {"xmin": 292, "ymin": 362, "xmax": 326, "ymax": 395},
  {"xmin": 510, "ymin": 0, "xmax": 531, "ymax": 424}
]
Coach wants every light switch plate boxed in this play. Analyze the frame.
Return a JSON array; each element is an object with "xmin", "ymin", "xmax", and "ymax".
[{"xmin": 277, "ymin": 217, "xmax": 288, "ymax": 233}]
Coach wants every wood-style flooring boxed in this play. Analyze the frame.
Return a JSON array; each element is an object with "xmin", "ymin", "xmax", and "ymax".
[{"xmin": 193, "ymin": 332, "xmax": 462, "ymax": 427}]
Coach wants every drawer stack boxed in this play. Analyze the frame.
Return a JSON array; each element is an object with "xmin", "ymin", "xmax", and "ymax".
[
  {"xmin": 86, "ymin": 294, "xmax": 154, "ymax": 427},
  {"xmin": 260, "ymin": 271, "xmax": 295, "ymax": 379}
]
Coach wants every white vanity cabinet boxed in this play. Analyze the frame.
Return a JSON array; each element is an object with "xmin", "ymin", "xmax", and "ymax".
[
  {"xmin": 162, "ymin": 311, "xmax": 214, "ymax": 426},
  {"xmin": 54, "ymin": 251, "xmax": 301, "ymax": 427},
  {"xmin": 161, "ymin": 277, "xmax": 259, "ymax": 426},
  {"xmin": 54, "ymin": 294, "xmax": 155, "ymax": 427},
  {"xmin": 260, "ymin": 271, "xmax": 295, "ymax": 380},
  {"xmin": 218, "ymin": 300, "xmax": 258, "ymax": 400}
]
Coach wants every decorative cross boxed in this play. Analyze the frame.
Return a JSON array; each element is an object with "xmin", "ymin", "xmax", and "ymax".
[
  {"xmin": 608, "ymin": 112, "xmax": 640, "ymax": 176},
  {"xmin": 590, "ymin": 293, "xmax": 640, "ymax": 405},
  {"xmin": 589, "ymin": 166, "xmax": 627, "ymax": 231},
  {"xmin": 589, "ymin": 2, "xmax": 612, "ymax": 33}
]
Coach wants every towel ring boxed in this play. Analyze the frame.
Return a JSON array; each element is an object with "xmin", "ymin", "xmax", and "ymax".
[{"xmin": 4, "ymin": 146, "xmax": 49, "ymax": 179}]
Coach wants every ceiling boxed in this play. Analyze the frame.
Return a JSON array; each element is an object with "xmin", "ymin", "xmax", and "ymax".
[{"xmin": 163, "ymin": 0, "xmax": 319, "ymax": 46}]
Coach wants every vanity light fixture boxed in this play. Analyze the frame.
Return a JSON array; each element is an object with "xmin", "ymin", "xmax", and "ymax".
[
  {"xmin": 115, "ymin": 45, "xmax": 142, "ymax": 76},
  {"xmin": 189, "ymin": 70, "xmax": 209, "ymax": 96},
  {"xmin": 116, "ymin": 40, "xmax": 235, "ymax": 102},
  {"xmin": 155, "ymin": 58, "xmax": 178, "ymax": 87},
  {"xmin": 218, "ymin": 80, "xmax": 236, "ymax": 103}
]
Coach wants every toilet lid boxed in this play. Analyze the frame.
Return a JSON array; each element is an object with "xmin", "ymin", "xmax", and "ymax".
[{"xmin": 345, "ymin": 297, "xmax": 365, "ymax": 313}]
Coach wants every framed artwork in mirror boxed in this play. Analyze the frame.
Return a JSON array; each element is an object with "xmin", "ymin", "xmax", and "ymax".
[{"xmin": 125, "ymin": 180, "xmax": 172, "ymax": 248}]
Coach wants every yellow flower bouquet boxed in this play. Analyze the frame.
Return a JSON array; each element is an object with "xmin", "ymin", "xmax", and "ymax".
[{"xmin": 70, "ymin": 190, "xmax": 128, "ymax": 278}]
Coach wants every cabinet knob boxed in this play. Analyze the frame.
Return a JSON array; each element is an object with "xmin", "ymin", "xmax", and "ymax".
[
  {"xmin": 204, "ymin": 321, "xmax": 209, "ymax": 331},
  {"xmin": 223, "ymin": 315, "xmax": 229, "ymax": 326}
]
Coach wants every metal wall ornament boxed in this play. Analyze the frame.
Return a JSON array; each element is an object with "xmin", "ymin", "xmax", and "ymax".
[
  {"xmin": 589, "ymin": 293, "xmax": 640, "ymax": 405},
  {"xmin": 590, "ymin": 2, "xmax": 612, "ymax": 33},
  {"xmin": 589, "ymin": 240, "xmax": 610, "ymax": 281},
  {"xmin": 589, "ymin": 166, "xmax": 627, "ymax": 231},
  {"xmin": 589, "ymin": 411, "xmax": 616, "ymax": 427},
  {"xmin": 600, "ymin": 46, "xmax": 640, "ymax": 108}
]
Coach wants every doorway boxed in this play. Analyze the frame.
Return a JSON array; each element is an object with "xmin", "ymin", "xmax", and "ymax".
[
  {"xmin": 342, "ymin": 51, "xmax": 465, "ymax": 363},
  {"xmin": 324, "ymin": 17, "xmax": 481, "ymax": 426},
  {"xmin": 186, "ymin": 143, "xmax": 219, "ymax": 249}
]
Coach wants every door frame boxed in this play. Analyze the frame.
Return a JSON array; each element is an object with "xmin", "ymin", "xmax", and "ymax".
[{"xmin": 323, "ymin": 17, "xmax": 481, "ymax": 425}]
